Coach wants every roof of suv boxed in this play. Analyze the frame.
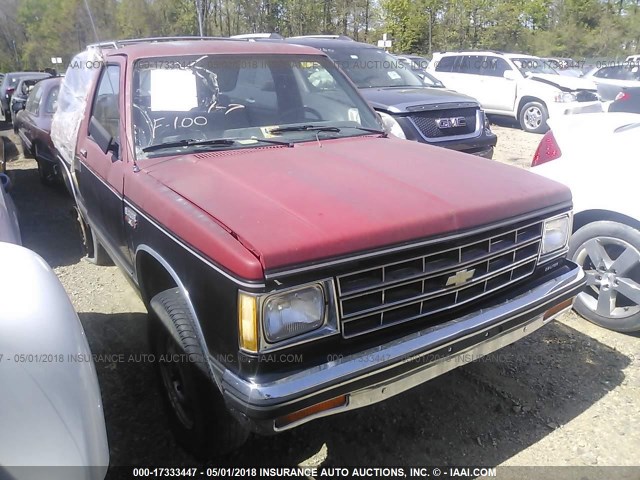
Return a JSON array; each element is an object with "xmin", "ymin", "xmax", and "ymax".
[
  {"xmin": 285, "ymin": 37, "xmax": 378, "ymax": 51},
  {"xmin": 93, "ymin": 39, "xmax": 322, "ymax": 59},
  {"xmin": 434, "ymin": 51, "xmax": 537, "ymax": 59}
]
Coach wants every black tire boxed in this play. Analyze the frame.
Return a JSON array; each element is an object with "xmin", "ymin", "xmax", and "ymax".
[
  {"xmin": 35, "ymin": 145, "xmax": 56, "ymax": 186},
  {"xmin": 149, "ymin": 288, "xmax": 249, "ymax": 459},
  {"xmin": 20, "ymin": 137, "xmax": 33, "ymax": 158},
  {"xmin": 569, "ymin": 221, "xmax": 640, "ymax": 332},
  {"xmin": 75, "ymin": 208, "xmax": 112, "ymax": 265},
  {"xmin": 518, "ymin": 100, "xmax": 549, "ymax": 134}
]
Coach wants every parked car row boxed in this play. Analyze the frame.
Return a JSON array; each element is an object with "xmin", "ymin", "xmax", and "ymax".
[
  {"xmin": 284, "ymin": 37, "xmax": 497, "ymax": 157},
  {"xmin": 0, "ymin": 71, "xmax": 53, "ymax": 122},
  {"xmin": 427, "ymin": 51, "xmax": 602, "ymax": 133}
]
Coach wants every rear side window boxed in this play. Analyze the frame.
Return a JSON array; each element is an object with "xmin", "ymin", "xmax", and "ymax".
[
  {"xmin": 434, "ymin": 56, "xmax": 455, "ymax": 72},
  {"xmin": 25, "ymin": 84, "xmax": 44, "ymax": 114},
  {"xmin": 458, "ymin": 55, "xmax": 484, "ymax": 75},
  {"xmin": 485, "ymin": 57, "xmax": 511, "ymax": 77},
  {"xmin": 594, "ymin": 66, "xmax": 623, "ymax": 79},
  {"xmin": 91, "ymin": 65, "xmax": 120, "ymax": 141}
]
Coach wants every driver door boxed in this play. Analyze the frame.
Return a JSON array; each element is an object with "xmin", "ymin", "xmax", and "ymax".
[
  {"xmin": 482, "ymin": 56, "xmax": 517, "ymax": 113},
  {"xmin": 75, "ymin": 58, "xmax": 133, "ymax": 273}
]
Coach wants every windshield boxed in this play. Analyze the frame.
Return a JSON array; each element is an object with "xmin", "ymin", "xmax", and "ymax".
[
  {"xmin": 511, "ymin": 57, "xmax": 558, "ymax": 75},
  {"xmin": 326, "ymin": 48, "xmax": 425, "ymax": 88},
  {"xmin": 132, "ymin": 54, "xmax": 381, "ymax": 158}
]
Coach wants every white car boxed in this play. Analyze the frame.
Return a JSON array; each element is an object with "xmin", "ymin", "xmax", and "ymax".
[
  {"xmin": 0, "ymin": 173, "xmax": 20, "ymax": 244},
  {"xmin": 531, "ymin": 112, "xmax": 640, "ymax": 332},
  {"xmin": 428, "ymin": 52, "xmax": 602, "ymax": 133},
  {"xmin": 0, "ymin": 243, "xmax": 109, "ymax": 479},
  {"xmin": 582, "ymin": 64, "xmax": 640, "ymax": 101}
]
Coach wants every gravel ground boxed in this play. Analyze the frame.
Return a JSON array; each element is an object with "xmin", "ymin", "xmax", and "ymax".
[{"xmin": 2, "ymin": 121, "xmax": 639, "ymax": 477}]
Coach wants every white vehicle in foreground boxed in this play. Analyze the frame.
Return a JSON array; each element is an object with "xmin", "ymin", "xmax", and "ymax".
[
  {"xmin": 531, "ymin": 112, "xmax": 640, "ymax": 332},
  {"xmin": 428, "ymin": 52, "xmax": 602, "ymax": 133},
  {"xmin": 0, "ymin": 243, "xmax": 109, "ymax": 479}
]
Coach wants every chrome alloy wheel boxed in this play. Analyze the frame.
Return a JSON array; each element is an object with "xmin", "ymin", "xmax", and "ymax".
[
  {"xmin": 574, "ymin": 236, "xmax": 640, "ymax": 319},
  {"xmin": 523, "ymin": 106, "xmax": 543, "ymax": 130}
]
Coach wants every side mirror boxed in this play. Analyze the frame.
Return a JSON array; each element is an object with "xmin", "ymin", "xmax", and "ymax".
[
  {"xmin": 89, "ymin": 116, "xmax": 119, "ymax": 159},
  {"xmin": 0, "ymin": 173, "xmax": 12, "ymax": 193},
  {"xmin": 503, "ymin": 70, "xmax": 517, "ymax": 81}
]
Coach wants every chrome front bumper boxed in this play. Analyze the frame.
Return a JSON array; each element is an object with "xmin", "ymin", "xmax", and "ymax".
[{"xmin": 219, "ymin": 260, "xmax": 585, "ymax": 433}]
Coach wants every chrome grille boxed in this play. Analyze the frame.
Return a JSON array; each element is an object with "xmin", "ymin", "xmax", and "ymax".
[
  {"xmin": 337, "ymin": 221, "xmax": 543, "ymax": 338},
  {"xmin": 576, "ymin": 90, "xmax": 598, "ymax": 102},
  {"xmin": 409, "ymin": 107, "xmax": 478, "ymax": 139}
]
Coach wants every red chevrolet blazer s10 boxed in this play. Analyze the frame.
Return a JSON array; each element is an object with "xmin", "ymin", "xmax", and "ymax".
[{"xmin": 51, "ymin": 37, "xmax": 585, "ymax": 458}]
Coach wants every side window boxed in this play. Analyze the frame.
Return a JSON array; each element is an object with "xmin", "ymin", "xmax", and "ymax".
[
  {"xmin": 434, "ymin": 56, "xmax": 455, "ymax": 72},
  {"xmin": 458, "ymin": 55, "xmax": 483, "ymax": 75},
  {"xmin": 44, "ymin": 85, "xmax": 60, "ymax": 114},
  {"xmin": 26, "ymin": 84, "xmax": 44, "ymax": 114},
  {"xmin": 91, "ymin": 65, "xmax": 120, "ymax": 142},
  {"xmin": 485, "ymin": 57, "xmax": 511, "ymax": 77},
  {"xmin": 594, "ymin": 67, "xmax": 613, "ymax": 79}
]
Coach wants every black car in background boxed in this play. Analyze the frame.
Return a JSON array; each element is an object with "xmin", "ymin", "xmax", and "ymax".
[
  {"xmin": 609, "ymin": 86, "xmax": 640, "ymax": 113},
  {"xmin": 0, "ymin": 71, "xmax": 52, "ymax": 122},
  {"xmin": 9, "ymin": 77, "xmax": 47, "ymax": 122},
  {"xmin": 14, "ymin": 77, "xmax": 62, "ymax": 186},
  {"xmin": 285, "ymin": 37, "xmax": 497, "ymax": 158}
]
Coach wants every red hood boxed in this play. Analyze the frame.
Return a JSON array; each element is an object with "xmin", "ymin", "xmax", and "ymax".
[{"xmin": 143, "ymin": 136, "xmax": 571, "ymax": 272}]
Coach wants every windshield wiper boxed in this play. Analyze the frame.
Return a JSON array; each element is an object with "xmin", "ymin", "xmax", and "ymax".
[
  {"xmin": 142, "ymin": 136, "xmax": 294, "ymax": 153},
  {"xmin": 346, "ymin": 126, "xmax": 387, "ymax": 137},
  {"xmin": 142, "ymin": 138, "xmax": 236, "ymax": 153},
  {"xmin": 246, "ymin": 137, "xmax": 294, "ymax": 147},
  {"xmin": 269, "ymin": 125, "xmax": 341, "ymax": 134}
]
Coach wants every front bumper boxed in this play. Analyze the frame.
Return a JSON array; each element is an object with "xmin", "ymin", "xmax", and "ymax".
[
  {"xmin": 219, "ymin": 259, "xmax": 584, "ymax": 434},
  {"xmin": 548, "ymin": 100, "xmax": 603, "ymax": 117}
]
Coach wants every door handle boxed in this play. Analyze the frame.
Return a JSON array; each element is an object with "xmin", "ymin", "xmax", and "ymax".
[{"xmin": 80, "ymin": 149, "xmax": 87, "ymax": 158}]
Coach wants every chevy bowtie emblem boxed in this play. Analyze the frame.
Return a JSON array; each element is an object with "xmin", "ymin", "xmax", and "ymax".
[
  {"xmin": 436, "ymin": 116, "xmax": 467, "ymax": 129},
  {"xmin": 446, "ymin": 268, "xmax": 476, "ymax": 287}
]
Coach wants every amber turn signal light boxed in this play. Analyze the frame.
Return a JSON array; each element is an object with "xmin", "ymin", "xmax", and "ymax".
[
  {"xmin": 275, "ymin": 395, "xmax": 348, "ymax": 429},
  {"xmin": 238, "ymin": 293, "xmax": 258, "ymax": 352},
  {"xmin": 543, "ymin": 297, "xmax": 574, "ymax": 321}
]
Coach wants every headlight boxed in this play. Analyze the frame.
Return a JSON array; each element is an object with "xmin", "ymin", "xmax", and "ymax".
[
  {"xmin": 554, "ymin": 92, "xmax": 577, "ymax": 103},
  {"xmin": 378, "ymin": 111, "xmax": 406, "ymax": 139},
  {"xmin": 541, "ymin": 214, "xmax": 571, "ymax": 255},
  {"xmin": 263, "ymin": 285, "xmax": 325, "ymax": 343},
  {"xmin": 483, "ymin": 111, "xmax": 492, "ymax": 134}
]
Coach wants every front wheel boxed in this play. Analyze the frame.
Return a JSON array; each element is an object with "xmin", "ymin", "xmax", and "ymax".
[
  {"xmin": 518, "ymin": 101, "xmax": 549, "ymax": 134},
  {"xmin": 150, "ymin": 289, "xmax": 249, "ymax": 458},
  {"xmin": 569, "ymin": 221, "xmax": 640, "ymax": 332}
]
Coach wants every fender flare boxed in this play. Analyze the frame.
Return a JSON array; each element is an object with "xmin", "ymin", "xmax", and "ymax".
[{"xmin": 135, "ymin": 244, "xmax": 223, "ymax": 392}]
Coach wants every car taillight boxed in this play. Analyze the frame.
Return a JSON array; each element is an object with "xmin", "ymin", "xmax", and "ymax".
[
  {"xmin": 6, "ymin": 87, "xmax": 14, "ymax": 94},
  {"xmin": 615, "ymin": 91, "xmax": 630, "ymax": 101},
  {"xmin": 532, "ymin": 130, "xmax": 562, "ymax": 167}
]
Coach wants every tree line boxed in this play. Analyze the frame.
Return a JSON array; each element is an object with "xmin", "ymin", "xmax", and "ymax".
[{"xmin": 0, "ymin": 0, "xmax": 638, "ymax": 72}]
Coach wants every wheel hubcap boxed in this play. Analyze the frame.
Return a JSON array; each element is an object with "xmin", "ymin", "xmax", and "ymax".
[
  {"xmin": 524, "ymin": 107, "xmax": 542, "ymax": 129},
  {"xmin": 574, "ymin": 236, "xmax": 640, "ymax": 319}
]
